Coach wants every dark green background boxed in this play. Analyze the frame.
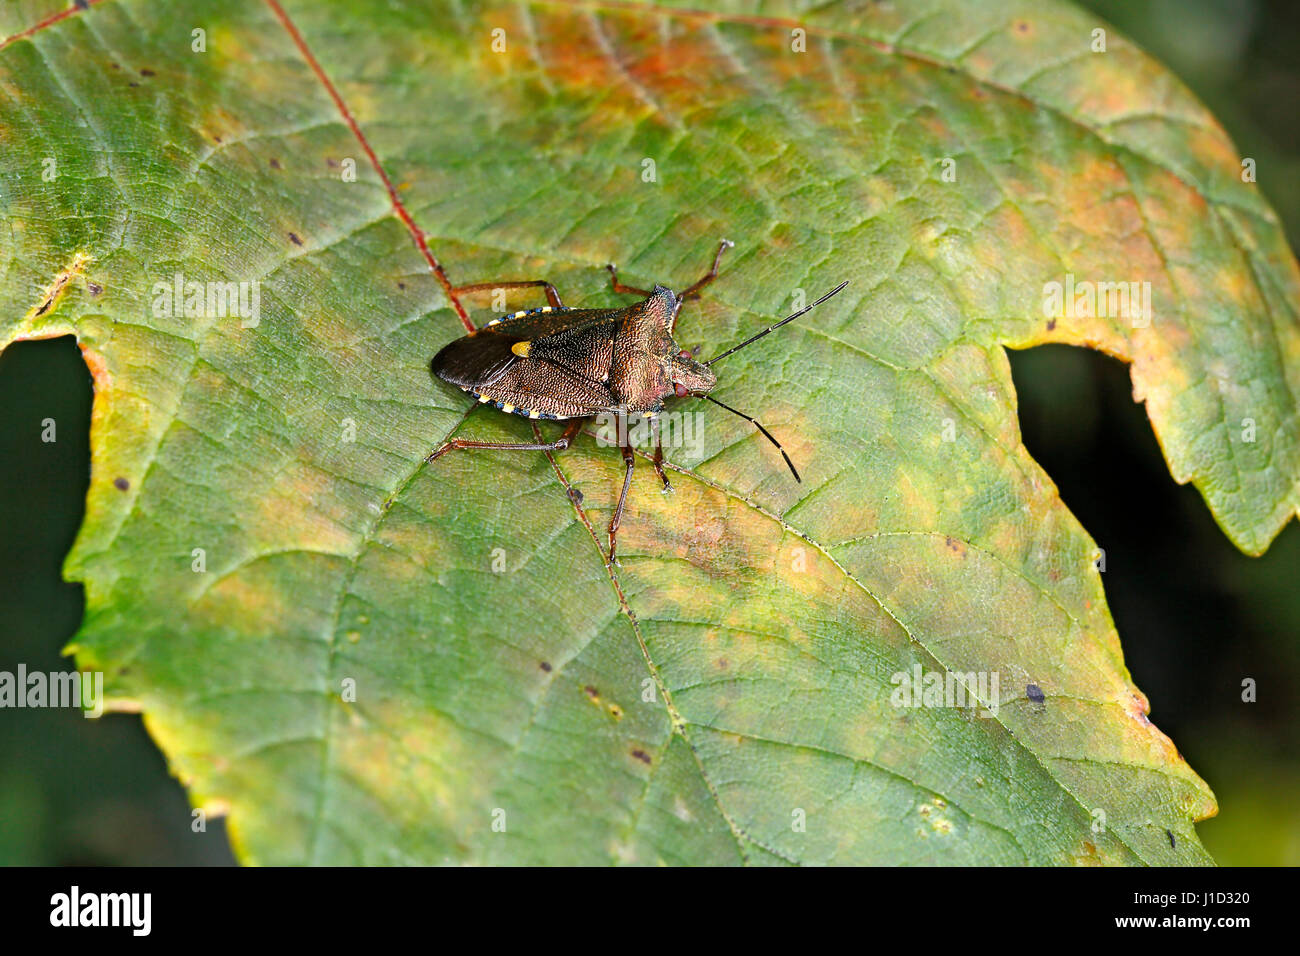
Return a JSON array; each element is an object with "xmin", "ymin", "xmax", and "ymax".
[{"xmin": 1, "ymin": 0, "xmax": 1296, "ymax": 865}]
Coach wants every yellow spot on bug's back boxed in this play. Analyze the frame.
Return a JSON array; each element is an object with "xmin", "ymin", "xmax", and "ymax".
[
  {"xmin": 501, "ymin": 403, "xmax": 515, "ymax": 413},
  {"xmin": 478, "ymin": 394, "xmax": 491, "ymax": 403},
  {"xmin": 486, "ymin": 319, "xmax": 500, "ymax": 326},
  {"xmin": 541, "ymin": 306, "xmax": 552, "ymax": 312},
  {"xmin": 529, "ymin": 410, "xmax": 540, "ymax": 419},
  {"xmin": 511, "ymin": 341, "xmax": 531, "ymax": 357}
]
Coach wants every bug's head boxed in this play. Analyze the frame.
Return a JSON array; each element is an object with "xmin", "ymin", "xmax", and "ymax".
[{"xmin": 669, "ymin": 348, "xmax": 716, "ymax": 398}]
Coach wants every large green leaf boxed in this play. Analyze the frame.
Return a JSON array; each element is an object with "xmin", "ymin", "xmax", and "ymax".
[{"xmin": 4, "ymin": 0, "xmax": 1296, "ymax": 865}]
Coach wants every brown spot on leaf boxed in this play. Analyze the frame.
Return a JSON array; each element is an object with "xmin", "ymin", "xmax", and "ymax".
[
  {"xmin": 289, "ymin": 232, "xmax": 303, "ymax": 246},
  {"xmin": 140, "ymin": 68, "xmax": 155, "ymax": 77},
  {"xmin": 270, "ymin": 158, "xmax": 281, "ymax": 169},
  {"xmin": 30, "ymin": 252, "xmax": 90, "ymax": 319},
  {"xmin": 1072, "ymin": 839, "xmax": 1103, "ymax": 866},
  {"xmin": 1124, "ymin": 690, "xmax": 1155, "ymax": 727},
  {"xmin": 113, "ymin": 477, "xmax": 129, "ymax": 491},
  {"xmin": 1046, "ymin": 318, "xmax": 1057, "ymax": 331},
  {"xmin": 630, "ymin": 749, "xmax": 651, "ymax": 765}
]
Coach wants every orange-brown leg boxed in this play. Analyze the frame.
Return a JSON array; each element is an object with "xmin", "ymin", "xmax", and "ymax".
[
  {"xmin": 677, "ymin": 238, "xmax": 733, "ymax": 300},
  {"xmin": 651, "ymin": 416, "xmax": 671, "ymax": 492},
  {"xmin": 604, "ymin": 262, "xmax": 651, "ymax": 297},
  {"xmin": 608, "ymin": 239, "xmax": 734, "ymax": 332},
  {"xmin": 452, "ymin": 279, "xmax": 565, "ymax": 309},
  {"xmin": 608, "ymin": 238, "xmax": 731, "ymax": 299},
  {"xmin": 427, "ymin": 417, "xmax": 584, "ymax": 463},
  {"xmin": 608, "ymin": 411, "xmax": 635, "ymax": 566}
]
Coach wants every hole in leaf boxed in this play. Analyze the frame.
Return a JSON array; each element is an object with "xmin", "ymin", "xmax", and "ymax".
[
  {"xmin": 0, "ymin": 336, "xmax": 235, "ymax": 865},
  {"xmin": 1006, "ymin": 344, "xmax": 1300, "ymax": 770}
]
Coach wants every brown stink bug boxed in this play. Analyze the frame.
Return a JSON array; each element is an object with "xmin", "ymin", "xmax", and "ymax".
[{"xmin": 429, "ymin": 240, "xmax": 848, "ymax": 564}]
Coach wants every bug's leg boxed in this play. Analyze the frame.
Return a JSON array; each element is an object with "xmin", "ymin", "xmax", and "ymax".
[
  {"xmin": 677, "ymin": 238, "xmax": 734, "ymax": 300},
  {"xmin": 452, "ymin": 279, "xmax": 564, "ymax": 309},
  {"xmin": 650, "ymin": 416, "xmax": 671, "ymax": 492},
  {"xmin": 608, "ymin": 412, "xmax": 635, "ymax": 566},
  {"xmin": 605, "ymin": 262, "xmax": 652, "ymax": 298},
  {"xmin": 665, "ymin": 239, "xmax": 734, "ymax": 332},
  {"xmin": 426, "ymin": 417, "xmax": 584, "ymax": 463}
]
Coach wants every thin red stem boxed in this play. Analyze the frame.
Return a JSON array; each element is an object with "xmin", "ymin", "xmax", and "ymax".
[
  {"xmin": 0, "ymin": 0, "xmax": 107, "ymax": 52},
  {"xmin": 263, "ymin": 0, "xmax": 473, "ymax": 332}
]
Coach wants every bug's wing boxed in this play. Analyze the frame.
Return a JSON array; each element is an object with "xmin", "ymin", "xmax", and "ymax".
[
  {"xmin": 431, "ymin": 317, "xmax": 621, "ymax": 419},
  {"xmin": 431, "ymin": 332, "xmax": 518, "ymax": 389}
]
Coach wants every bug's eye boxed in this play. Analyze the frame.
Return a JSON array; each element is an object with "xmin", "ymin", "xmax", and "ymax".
[
  {"xmin": 679, "ymin": 349, "xmax": 691, "ymax": 359},
  {"xmin": 674, "ymin": 382, "xmax": 689, "ymax": 397}
]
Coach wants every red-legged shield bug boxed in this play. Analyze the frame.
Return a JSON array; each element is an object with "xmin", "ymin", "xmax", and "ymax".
[{"xmin": 428, "ymin": 240, "xmax": 848, "ymax": 564}]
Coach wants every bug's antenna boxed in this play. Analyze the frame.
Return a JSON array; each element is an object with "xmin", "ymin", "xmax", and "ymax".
[
  {"xmin": 698, "ymin": 393, "xmax": 801, "ymax": 482},
  {"xmin": 704, "ymin": 280, "xmax": 849, "ymax": 367}
]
